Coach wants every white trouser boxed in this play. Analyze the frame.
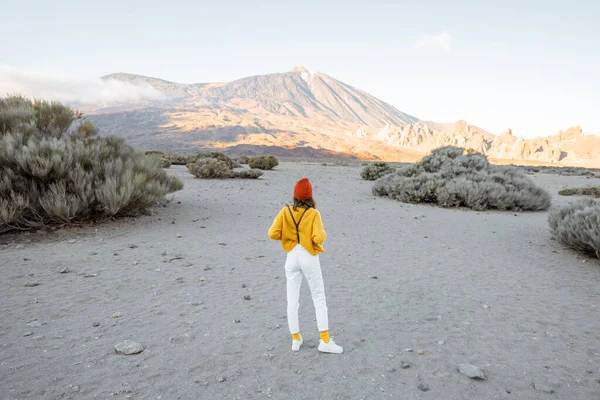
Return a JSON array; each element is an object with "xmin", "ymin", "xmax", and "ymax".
[{"xmin": 285, "ymin": 244, "xmax": 329, "ymax": 334}]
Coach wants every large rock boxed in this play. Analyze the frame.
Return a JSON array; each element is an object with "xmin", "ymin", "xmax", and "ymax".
[{"xmin": 114, "ymin": 340, "xmax": 144, "ymax": 355}]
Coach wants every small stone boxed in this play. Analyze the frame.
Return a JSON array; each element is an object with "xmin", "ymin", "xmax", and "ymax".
[
  {"xmin": 388, "ymin": 367, "xmax": 397, "ymax": 372},
  {"xmin": 27, "ymin": 320, "xmax": 42, "ymax": 328},
  {"xmin": 84, "ymin": 273, "xmax": 97, "ymax": 278},
  {"xmin": 244, "ymin": 295, "xmax": 251, "ymax": 300},
  {"xmin": 482, "ymin": 304, "xmax": 490, "ymax": 309},
  {"xmin": 68, "ymin": 239, "xmax": 76, "ymax": 244},
  {"xmin": 218, "ymin": 242, "xmax": 227, "ymax": 246},
  {"xmin": 437, "ymin": 340, "xmax": 445, "ymax": 345},
  {"xmin": 72, "ymin": 385, "xmax": 80, "ymax": 392},
  {"xmin": 112, "ymin": 312, "xmax": 121, "ymax": 318},
  {"xmin": 199, "ymin": 277, "xmax": 206, "ymax": 282},
  {"xmin": 457, "ymin": 364, "xmax": 486, "ymax": 380},
  {"xmin": 93, "ymin": 322, "xmax": 100, "ymax": 327},
  {"xmin": 217, "ymin": 376, "xmax": 226, "ymax": 383},
  {"xmin": 204, "ymin": 267, "xmax": 212, "ymax": 271},
  {"xmin": 60, "ymin": 267, "xmax": 70, "ymax": 274},
  {"xmin": 89, "ymin": 252, "xmax": 98, "ymax": 256},
  {"xmin": 404, "ymin": 348, "xmax": 413, "ymax": 352},
  {"xmin": 417, "ymin": 383, "xmax": 429, "ymax": 392},
  {"xmin": 132, "ymin": 261, "xmax": 139, "ymax": 266},
  {"xmin": 171, "ymin": 220, "xmax": 176, "ymax": 224},
  {"xmin": 368, "ymin": 275, "xmax": 378, "ymax": 279},
  {"xmin": 234, "ymin": 319, "xmax": 241, "ymax": 323},
  {"xmin": 128, "ymin": 244, "xmax": 138, "ymax": 249},
  {"xmin": 24, "ymin": 282, "xmax": 40, "ymax": 287},
  {"xmin": 24, "ymin": 332, "xmax": 33, "ymax": 336},
  {"xmin": 401, "ymin": 361, "xmax": 411, "ymax": 369},
  {"xmin": 533, "ymin": 384, "xmax": 554, "ymax": 394},
  {"xmin": 241, "ymin": 284, "xmax": 246, "ymax": 288},
  {"xmin": 176, "ymin": 234, "xmax": 182, "ymax": 238},
  {"xmin": 417, "ymin": 350, "xmax": 424, "ymax": 355},
  {"xmin": 114, "ymin": 340, "xmax": 144, "ymax": 355}
]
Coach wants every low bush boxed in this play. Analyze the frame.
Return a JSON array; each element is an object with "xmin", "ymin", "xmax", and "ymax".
[
  {"xmin": 549, "ymin": 199, "xmax": 600, "ymax": 258},
  {"xmin": 159, "ymin": 157, "xmax": 172, "ymax": 168},
  {"xmin": 521, "ymin": 165, "xmax": 599, "ymax": 177},
  {"xmin": 232, "ymin": 169, "xmax": 263, "ymax": 179},
  {"xmin": 558, "ymin": 186, "xmax": 600, "ymax": 198},
  {"xmin": 0, "ymin": 95, "xmax": 183, "ymax": 233},
  {"xmin": 187, "ymin": 158, "xmax": 232, "ymax": 179},
  {"xmin": 145, "ymin": 151, "xmax": 188, "ymax": 166},
  {"xmin": 188, "ymin": 152, "xmax": 236, "ymax": 169},
  {"xmin": 361, "ymin": 162, "xmax": 396, "ymax": 180},
  {"xmin": 249, "ymin": 155, "xmax": 279, "ymax": 170},
  {"xmin": 163, "ymin": 153, "xmax": 188, "ymax": 165},
  {"xmin": 372, "ymin": 146, "xmax": 551, "ymax": 211}
]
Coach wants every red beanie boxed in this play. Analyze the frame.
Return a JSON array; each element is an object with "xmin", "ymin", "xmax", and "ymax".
[{"xmin": 294, "ymin": 178, "xmax": 313, "ymax": 200}]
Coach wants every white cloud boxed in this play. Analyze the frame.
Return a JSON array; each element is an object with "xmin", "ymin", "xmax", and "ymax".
[
  {"xmin": 415, "ymin": 31, "xmax": 452, "ymax": 52},
  {"xmin": 0, "ymin": 65, "xmax": 165, "ymax": 106}
]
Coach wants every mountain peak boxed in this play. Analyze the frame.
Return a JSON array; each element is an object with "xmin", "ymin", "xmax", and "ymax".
[{"xmin": 289, "ymin": 66, "xmax": 310, "ymax": 73}]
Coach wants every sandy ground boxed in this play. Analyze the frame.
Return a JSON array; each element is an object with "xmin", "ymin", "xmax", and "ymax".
[{"xmin": 1, "ymin": 163, "xmax": 599, "ymax": 400}]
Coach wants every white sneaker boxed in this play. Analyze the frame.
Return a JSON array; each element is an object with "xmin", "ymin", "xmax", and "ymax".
[
  {"xmin": 292, "ymin": 337, "xmax": 303, "ymax": 352},
  {"xmin": 318, "ymin": 339, "xmax": 343, "ymax": 354}
]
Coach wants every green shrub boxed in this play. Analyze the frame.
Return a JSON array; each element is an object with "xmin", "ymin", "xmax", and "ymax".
[
  {"xmin": 159, "ymin": 157, "xmax": 172, "ymax": 168},
  {"xmin": 187, "ymin": 158, "xmax": 232, "ymax": 179},
  {"xmin": 0, "ymin": 95, "xmax": 37, "ymax": 136},
  {"xmin": 0, "ymin": 96, "xmax": 183, "ymax": 233},
  {"xmin": 360, "ymin": 162, "xmax": 396, "ymax": 180},
  {"xmin": 549, "ymin": 199, "xmax": 600, "ymax": 258},
  {"xmin": 188, "ymin": 152, "xmax": 236, "ymax": 169},
  {"xmin": 249, "ymin": 155, "xmax": 279, "ymax": 170},
  {"xmin": 232, "ymin": 169, "xmax": 263, "ymax": 179},
  {"xmin": 372, "ymin": 146, "xmax": 551, "ymax": 211},
  {"xmin": 32, "ymin": 99, "xmax": 76, "ymax": 137},
  {"xmin": 163, "ymin": 153, "xmax": 188, "ymax": 165},
  {"xmin": 558, "ymin": 186, "xmax": 600, "ymax": 198},
  {"xmin": 145, "ymin": 151, "xmax": 188, "ymax": 166},
  {"xmin": 520, "ymin": 165, "xmax": 599, "ymax": 177},
  {"xmin": 237, "ymin": 155, "xmax": 250, "ymax": 164},
  {"xmin": 77, "ymin": 121, "xmax": 98, "ymax": 138}
]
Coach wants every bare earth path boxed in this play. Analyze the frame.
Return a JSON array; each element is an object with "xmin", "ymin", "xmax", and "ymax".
[{"xmin": 1, "ymin": 163, "xmax": 599, "ymax": 400}]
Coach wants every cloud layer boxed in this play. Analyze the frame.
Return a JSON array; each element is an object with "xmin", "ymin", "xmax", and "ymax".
[
  {"xmin": 0, "ymin": 66, "xmax": 165, "ymax": 106},
  {"xmin": 415, "ymin": 31, "xmax": 452, "ymax": 52}
]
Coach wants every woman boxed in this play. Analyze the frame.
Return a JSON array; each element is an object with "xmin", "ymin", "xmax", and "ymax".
[{"xmin": 268, "ymin": 177, "xmax": 343, "ymax": 354}]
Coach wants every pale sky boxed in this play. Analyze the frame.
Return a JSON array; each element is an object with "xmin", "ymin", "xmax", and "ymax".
[{"xmin": 1, "ymin": 0, "xmax": 599, "ymax": 138}]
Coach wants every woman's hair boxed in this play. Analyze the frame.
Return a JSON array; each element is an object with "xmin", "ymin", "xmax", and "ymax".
[{"xmin": 292, "ymin": 197, "xmax": 316, "ymax": 211}]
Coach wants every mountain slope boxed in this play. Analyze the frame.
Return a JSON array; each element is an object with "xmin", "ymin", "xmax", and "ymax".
[{"xmin": 89, "ymin": 68, "xmax": 600, "ymax": 166}]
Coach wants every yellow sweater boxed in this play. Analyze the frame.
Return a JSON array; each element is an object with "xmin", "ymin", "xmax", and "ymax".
[{"xmin": 268, "ymin": 206, "xmax": 326, "ymax": 255}]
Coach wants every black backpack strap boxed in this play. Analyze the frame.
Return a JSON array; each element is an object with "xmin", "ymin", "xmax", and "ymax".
[{"xmin": 287, "ymin": 206, "xmax": 309, "ymax": 244}]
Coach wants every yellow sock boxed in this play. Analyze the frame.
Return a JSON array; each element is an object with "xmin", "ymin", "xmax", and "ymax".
[
  {"xmin": 319, "ymin": 330, "xmax": 330, "ymax": 343},
  {"xmin": 292, "ymin": 332, "xmax": 301, "ymax": 341}
]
